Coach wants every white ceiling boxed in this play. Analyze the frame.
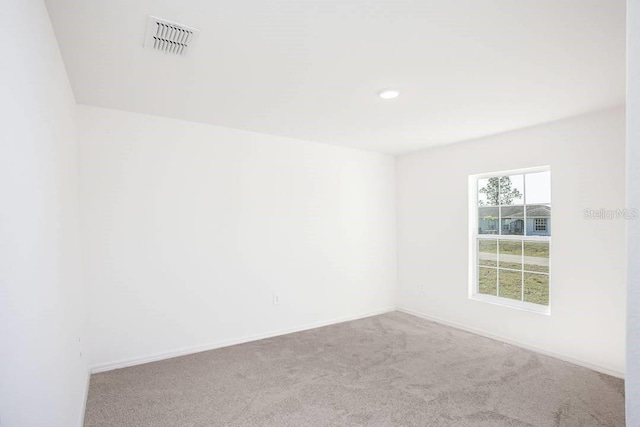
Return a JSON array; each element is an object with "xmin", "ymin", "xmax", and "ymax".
[{"xmin": 45, "ymin": 0, "xmax": 625, "ymax": 154}]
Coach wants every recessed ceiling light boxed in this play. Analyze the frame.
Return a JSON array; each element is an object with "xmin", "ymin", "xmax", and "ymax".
[{"xmin": 378, "ymin": 89, "xmax": 399, "ymax": 99}]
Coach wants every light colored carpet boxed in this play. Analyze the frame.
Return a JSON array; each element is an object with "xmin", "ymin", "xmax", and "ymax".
[{"xmin": 84, "ymin": 312, "xmax": 625, "ymax": 426}]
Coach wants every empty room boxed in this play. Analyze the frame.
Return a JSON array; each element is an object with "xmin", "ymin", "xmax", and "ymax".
[{"xmin": 1, "ymin": 0, "xmax": 639, "ymax": 426}]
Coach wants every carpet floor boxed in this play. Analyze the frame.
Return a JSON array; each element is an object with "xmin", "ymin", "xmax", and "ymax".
[{"xmin": 84, "ymin": 312, "xmax": 625, "ymax": 426}]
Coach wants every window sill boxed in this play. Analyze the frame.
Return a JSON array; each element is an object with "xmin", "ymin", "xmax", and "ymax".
[{"xmin": 470, "ymin": 293, "xmax": 550, "ymax": 315}]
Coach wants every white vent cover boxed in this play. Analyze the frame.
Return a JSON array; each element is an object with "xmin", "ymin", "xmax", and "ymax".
[{"xmin": 143, "ymin": 16, "xmax": 199, "ymax": 56}]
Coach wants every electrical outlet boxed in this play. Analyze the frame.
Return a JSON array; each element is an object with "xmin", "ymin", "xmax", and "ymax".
[{"xmin": 273, "ymin": 293, "xmax": 280, "ymax": 305}]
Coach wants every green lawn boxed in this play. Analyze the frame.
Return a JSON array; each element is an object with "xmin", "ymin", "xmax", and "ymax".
[
  {"xmin": 498, "ymin": 240, "xmax": 522, "ymax": 270},
  {"xmin": 498, "ymin": 240, "xmax": 522, "ymax": 255},
  {"xmin": 523, "ymin": 273, "xmax": 549, "ymax": 305},
  {"xmin": 479, "ymin": 240, "xmax": 549, "ymax": 257},
  {"xmin": 523, "ymin": 241, "xmax": 549, "ymax": 257},
  {"xmin": 479, "ymin": 239, "xmax": 549, "ymax": 273},
  {"xmin": 478, "ymin": 239, "xmax": 550, "ymax": 305},
  {"xmin": 478, "ymin": 267, "xmax": 549, "ymax": 305}
]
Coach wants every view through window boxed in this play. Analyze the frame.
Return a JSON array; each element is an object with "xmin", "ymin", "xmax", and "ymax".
[{"xmin": 473, "ymin": 168, "xmax": 551, "ymax": 311}]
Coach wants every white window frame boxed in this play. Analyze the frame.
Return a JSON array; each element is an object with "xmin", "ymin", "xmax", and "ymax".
[{"xmin": 468, "ymin": 166, "xmax": 551, "ymax": 315}]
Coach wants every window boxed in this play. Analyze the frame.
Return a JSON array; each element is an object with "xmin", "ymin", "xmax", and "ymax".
[
  {"xmin": 535, "ymin": 218, "xmax": 547, "ymax": 232},
  {"xmin": 470, "ymin": 167, "xmax": 551, "ymax": 313}
]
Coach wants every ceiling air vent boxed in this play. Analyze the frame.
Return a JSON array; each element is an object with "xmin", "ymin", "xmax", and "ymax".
[{"xmin": 143, "ymin": 16, "xmax": 199, "ymax": 56}]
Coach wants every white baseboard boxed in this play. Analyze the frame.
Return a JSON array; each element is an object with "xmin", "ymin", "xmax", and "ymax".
[
  {"xmin": 90, "ymin": 307, "xmax": 396, "ymax": 374},
  {"xmin": 397, "ymin": 307, "xmax": 625, "ymax": 379},
  {"xmin": 89, "ymin": 306, "xmax": 623, "ymax": 378}
]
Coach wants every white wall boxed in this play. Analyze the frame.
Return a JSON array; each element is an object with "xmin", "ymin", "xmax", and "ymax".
[
  {"xmin": 627, "ymin": 0, "xmax": 640, "ymax": 422},
  {"xmin": 77, "ymin": 105, "xmax": 397, "ymax": 370},
  {"xmin": 397, "ymin": 107, "xmax": 626, "ymax": 376},
  {"xmin": 0, "ymin": 1, "xmax": 87, "ymax": 426}
]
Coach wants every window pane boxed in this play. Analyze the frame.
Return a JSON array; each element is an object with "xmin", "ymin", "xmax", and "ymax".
[
  {"xmin": 478, "ymin": 267, "xmax": 497, "ymax": 296},
  {"xmin": 525, "ymin": 171, "xmax": 551, "ymax": 204},
  {"xmin": 500, "ymin": 206, "xmax": 524, "ymax": 235},
  {"xmin": 478, "ymin": 177, "xmax": 499, "ymax": 206},
  {"xmin": 499, "ymin": 175, "xmax": 524, "ymax": 205},
  {"xmin": 478, "ymin": 239, "xmax": 497, "ymax": 267},
  {"xmin": 498, "ymin": 239, "xmax": 522, "ymax": 270},
  {"xmin": 524, "ymin": 272, "xmax": 549, "ymax": 305},
  {"xmin": 479, "ymin": 176, "xmax": 524, "ymax": 206},
  {"xmin": 498, "ymin": 269, "xmax": 522, "ymax": 301},
  {"xmin": 478, "ymin": 178, "xmax": 491, "ymax": 206},
  {"xmin": 525, "ymin": 205, "xmax": 551, "ymax": 236},
  {"xmin": 523, "ymin": 241, "xmax": 549, "ymax": 273},
  {"xmin": 478, "ymin": 207, "xmax": 499, "ymax": 234}
]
